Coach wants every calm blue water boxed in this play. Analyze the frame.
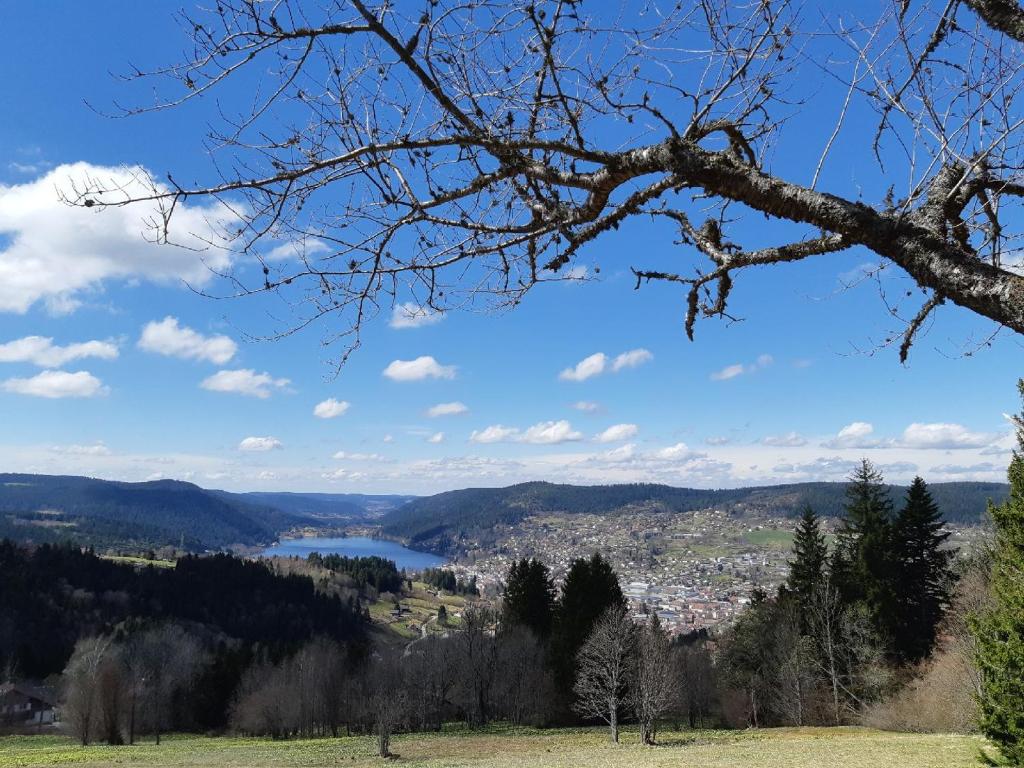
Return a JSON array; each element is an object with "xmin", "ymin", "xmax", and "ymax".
[{"xmin": 262, "ymin": 536, "xmax": 445, "ymax": 571}]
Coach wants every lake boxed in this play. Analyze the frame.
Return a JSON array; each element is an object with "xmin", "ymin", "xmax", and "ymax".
[{"xmin": 261, "ymin": 536, "xmax": 446, "ymax": 571}]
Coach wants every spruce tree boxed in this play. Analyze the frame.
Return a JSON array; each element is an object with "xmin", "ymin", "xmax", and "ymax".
[
  {"xmin": 892, "ymin": 476, "xmax": 953, "ymax": 664},
  {"xmin": 833, "ymin": 459, "xmax": 899, "ymax": 654},
  {"xmin": 972, "ymin": 380, "xmax": 1024, "ymax": 765},
  {"xmin": 502, "ymin": 557, "xmax": 557, "ymax": 638},
  {"xmin": 551, "ymin": 553, "xmax": 626, "ymax": 700},
  {"xmin": 787, "ymin": 505, "xmax": 828, "ymax": 611}
]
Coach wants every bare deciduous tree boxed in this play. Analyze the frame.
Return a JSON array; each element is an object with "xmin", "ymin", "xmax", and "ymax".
[
  {"xmin": 494, "ymin": 625, "xmax": 555, "ymax": 728},
  {"xmin": 573, "ymin": 605, "xmax": 634, "ymax": 743},
  {"xmin": 673, "ymin": 640, "xmax": 717, "ymax": 730},
  {"xmin": 69, "ymin": 0, "xmax": 1024, "ymax": 363},
  {"xmin": 63, "ymin": 636, "xmax": 115, "ymax": 746},
  {"xmin": 452, "ymin": 605, "xmax": 499, "ymax": 728},
  {"xmin": 629, "ymin": 615, "xmax": 676, "ymax": 744},
  {"xmin": 806, "ymin": 580, "xmax": 888, "ymax": 725},
  {"xmin": 365, "ymin": 652, "xmax": 408, "ymax": 758},
  {"xmin": 767, "ymin": 602, "xmax": 817, "ymax": 727}
]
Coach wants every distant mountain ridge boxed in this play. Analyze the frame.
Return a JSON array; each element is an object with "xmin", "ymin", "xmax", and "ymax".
[
  {"xmin": 1, "ymin": 474, "xmax": 1007, "ymax": 556},
  {"xmin": 380, "ymin": 480, "xmax": 1008, "ymax": 555},
  {"xmin": 0, "ymin": 474, "xmax": 409, "ymax": 552},
  {"xmin": 218, "ymin": 491, "xmax": 416, "ymax": 520}
]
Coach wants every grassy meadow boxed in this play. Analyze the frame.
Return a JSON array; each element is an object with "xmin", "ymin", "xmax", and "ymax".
[{"xmin": 0, "ymin": 726, "xmax": 983, "ymax": 768}]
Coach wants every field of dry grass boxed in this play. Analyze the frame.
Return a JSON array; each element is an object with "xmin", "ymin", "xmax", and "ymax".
[{"xmin": 0, "ymin": 726, "xmax": 983, "ymax": 768}]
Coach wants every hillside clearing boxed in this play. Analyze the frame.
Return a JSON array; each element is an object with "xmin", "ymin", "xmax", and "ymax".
[{"xmin": 0, "ymin": 727, "xmax": 982, "ymax": 768}]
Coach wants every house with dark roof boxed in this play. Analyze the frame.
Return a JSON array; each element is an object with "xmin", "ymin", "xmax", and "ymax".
[{"xmin": 0, "ymin": 683, "xmax": 57, "ymax": 726}]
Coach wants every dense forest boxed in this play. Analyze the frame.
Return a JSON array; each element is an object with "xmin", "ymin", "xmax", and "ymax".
[
  {"xmin": 0, "ymin": 475, "xmax": 408, "ymax": 552},
  {"xmin": 381, "ymin": 480, "xmax": 1008, "ymax": 555},
  {"xmin": 0, "ymin": 540, "xmax": 367, "ymax": 730},
  {"xmin": 306, "ymin": 553, "xmax": 405, "ymax": 594},
  {"xmin": 0, "ymin": 475, "xmax": 308, "ymax": 551}
]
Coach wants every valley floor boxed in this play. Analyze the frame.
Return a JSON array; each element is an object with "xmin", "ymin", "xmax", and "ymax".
[{"xmin": 0, "ymin": 726, "xmax": 983, "ymax": 768}]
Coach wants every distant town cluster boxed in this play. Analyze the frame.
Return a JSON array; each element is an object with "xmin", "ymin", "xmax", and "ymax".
[{"xmin": 444, "ymin": 508, "xmax": 795, "ymax": 634}]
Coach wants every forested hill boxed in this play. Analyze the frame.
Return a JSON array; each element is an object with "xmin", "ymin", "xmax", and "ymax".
[
  {"xmin": 0, "ymin": 474, "xmax": 416, "ymax": 551},
  {"xmin": 380, "ymin": 480, "xmax": 1008, "ymax": 554},
  {"xmin": 218, "ymin": 490, "xmax": 416, "ymax": 520},
  {"xmin": 0, "ymin": 473, "xmax": 307, "ymax": 551}
]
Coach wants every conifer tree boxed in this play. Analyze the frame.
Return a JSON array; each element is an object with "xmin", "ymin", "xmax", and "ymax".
[
  {"xmin": 833, "ymin": 459, "xmax": 899, "ymax": 654},
  {"xmin": 892, "ymin": 477, "xmax": 953, "ymax": 664},
  {"xmin": 787, "ymin": 505, "xmax": 828, "ymax": 611},
  {"xmin": 551, "ymin": 553, "xmax": 626, "ymax": 702},
  {"xmin": 502, "ymin": 557, "xmax": 557, "ymax": 639},
  {"xmin": 972, "ymin": 380, "xmax": 1024, "ymax": 766}
]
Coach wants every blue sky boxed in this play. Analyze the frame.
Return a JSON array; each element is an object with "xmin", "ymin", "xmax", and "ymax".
[{"xmin": 0, "ymin": 2, "xmax": 1019, "ymax": 494}]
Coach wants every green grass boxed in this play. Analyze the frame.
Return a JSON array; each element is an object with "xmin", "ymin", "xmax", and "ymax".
[
  {"xmin": 0, "ymin": 726, "xmax": 984, "ymax": 768},
  {"xmin": 741, "ymin": 529, "xmax": 795, "ymax": 549}
]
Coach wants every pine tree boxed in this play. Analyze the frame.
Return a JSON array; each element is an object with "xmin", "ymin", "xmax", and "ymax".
[
  {"xmin": 787, "ymin": 505, "xmax": 828, "ymax": 611},
  {"xmin": 551, "ymin": 553, "xmax": 626, "ymax": 700},
  {"xmin": 892, "ymin": 477, "xmax": 953, "ymax": 664},
  {"xmin": 502, "ymin": 557, "xmax": 557, "ymax": 638},
  {"xmin": 972, "ymin": 380, "xmax": 1024, "ymax": 765},
  {"xmin": 833, "ymin": 459, "xmax": 899, "ymax": 654}
]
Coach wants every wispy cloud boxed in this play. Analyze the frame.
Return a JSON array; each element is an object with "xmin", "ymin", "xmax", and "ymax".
[
  {"xmin": 314, "ymin": 398, "xmax": 351, "ymax": 419},
  {"xmin": 710, "ymin": 354, "xmax": 773, "ymax": 381},
  {"xmin": 0, "ymin": 335, "xmax": 118, "ymax": 367},
  {"xmin": 2, "ymin": 370, "xmax": 108, "ymax": 398},
  {"xmin": 138, "ymin": 317, "xmax": 236, "ymax": 364},
  {"xmin": 201, "ymin": 369, "xmax": 290, "ymax": 398},
  {"xmin": 238, "ymin": 436, "xmax": 282, "ymax": 452},
  {"xmin": 383, "ymin": 356, "xmax": 456, "ymax": 381}
]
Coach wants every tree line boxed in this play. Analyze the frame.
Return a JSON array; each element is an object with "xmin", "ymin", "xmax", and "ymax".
[{"xmin": 0, "ymin": 543, "xmax": 368, "ymax": 734}]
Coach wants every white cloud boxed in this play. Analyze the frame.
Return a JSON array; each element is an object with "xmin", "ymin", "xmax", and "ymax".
[
  {"xmin": 710, "ymin": 364, "xmax": 745, "ymax": 381},
  {"xmin": 382, "ymin": 434, "xmax": 395, "ymax": 444},
  {"xmin": 200, "ymin": 369, "xmax": 290, "ymax": 398},
  {"xmin": 600, "ymin": 443, "xmax": 638, "ymax": 462},
  {"xmin": 2, "ymin": 369, "xmax": 108, "ymax": 398},
  {"xmin": 559, "ymin": 352, "xmax": 607, "ymax": 382},
  {"xmin": 470, "ymin": 425, "xmax": 520, "ymax": 444},
  {"xmin": 314, "ymin": 398, "xmax": 351, "ymax": 419},
  {"xmin": 653, "ymin": 442, "xmax": 702, "ymax": 461},
  {"xmin": 264, "ymin": 238, "xmax": 329, "ymax": 262},
  {"xmin": 572, "ymin": 400, "xmax": 601, "ymax": 413},
  {"xmin": 427, "ymin": 432, "xmax": 445, "ymax": 444},
  {"xmin": 612, "ymin": 348, "xmax": 653, "ymax": 372},
  {"xmin": 426, "ymin": 401, "xmax": 468, "ymax": 417},
  {"xmin": 898, "ymin": 422, "xmax": 999, "ymax": 450},
  {"xmin": 521, "ymin": 420, "xmax": 583, "ymax": 444},
  {"xmin": 389, "ymin": 302, "xmax": 443, "ymax": 329},
  {"xmin": 932, "ymin": 462, "xmax": 1003, "ymax": 476},
  {"xmin": 469, "ymin": 420, "xmax": 582, "ymax": 445},
  {"xmin": 761, "ymin": 431, "xmax": 808, "ymax": 448},
  {"xmin": 560, "ymin": 349, "xmax": 653, "ymax": 382},
  {"xmin": 823, "ymin": 421, "xmax": 884, "ymax": 449},
  {"xmin": 321, "ymin": 468, "xmax": 368, "ymax": 482},
  {"xmin": 0, "ymin": 336, "xmax": 118, "ymax": 367},
  {"xmin": 0, "ymin": 163, "xmax": 237, "ymax": 314},
  {"xmin": 50, "ymin": 442, "xmax": 111, "ymax": 456},
  {"xmin": 333, "ymin": 450, "xmax": 386, "ymax": 461},
  {"xmin": 382, "ymin": 356, "xmax": 456, "ymax": 381},
  {"xmin": 773, "ymin": 456, "xmax": 860, "ymax": 477},
  {"xmin": 138, "ymin": 317, "xmax": 236, "ymax": 364},
  {"xmin": 238, "ymin": 436, "xmax": 282, "ymax": 452},
  {"xmin": 705, "ymin": 436, "xmax": 731, "ymax": 446},
  {"xmin": 710, "ymin": 354, "xmax": 773, "ymax": 381},
  {"xmin": 595, "ymin": 423, "xmax": 639, "ymax": 443}
]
